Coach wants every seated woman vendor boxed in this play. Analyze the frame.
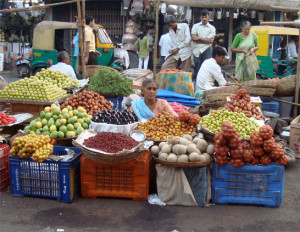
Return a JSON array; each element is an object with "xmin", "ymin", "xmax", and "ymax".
[{"xmin": 131, "ymin": 79, "xmax": 177, "ymax": 121}]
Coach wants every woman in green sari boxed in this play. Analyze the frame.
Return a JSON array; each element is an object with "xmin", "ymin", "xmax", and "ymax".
[{"xmin": 231, "ymin": 21, "xmax": 259, "ymax": 83}]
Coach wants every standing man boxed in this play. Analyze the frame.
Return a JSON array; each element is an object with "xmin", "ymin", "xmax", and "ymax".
[
  {"xmin": 288, "ymin": 36, "xmax": 298, "ymax": 61},
  {"xmin": 84, "ymin": 15, "xmax": 101, "ymax": 65},
  {"xmin": 159, "ymin": 32, "xmax": 173, "ymax": 66},
  {"xmin": 161, "ymin": 15, "xmax": 193, "ymax": 72},
  {"xmin": 191, "ymin": 9, "xmax": 216, "ymax": 81},
  {"xmin": 147, "ymin": 26, "xmax": 154, "ymax": 70}
]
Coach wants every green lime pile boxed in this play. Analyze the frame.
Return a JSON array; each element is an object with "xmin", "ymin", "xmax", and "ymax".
[
  {"xmin": 0, "ymin": 78, "xmax": 67, "ymax": 101},
  {"xmin": 199, "ymin": 109, "xmax": 260, "ymax": 139},
  {"xmin": 25, "ymin": 104, "xmax": 92, "ymax": 139},
  {"xmin": 34, "ymin": 69, "xmax": 80, "ymax": 88}
]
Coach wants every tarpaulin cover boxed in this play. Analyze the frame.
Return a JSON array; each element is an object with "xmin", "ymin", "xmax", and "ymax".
[{"xmin": 156, "ymin": 89, "xmax": 200, "ymax": 107}]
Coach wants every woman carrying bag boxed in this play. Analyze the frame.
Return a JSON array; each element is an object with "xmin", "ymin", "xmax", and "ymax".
[
  {"xmin": 134, "ymin": 29, "xmax": 150, "ymax": 70},
  {"xmin": 231, "ymin": 21, "xmax": 259, "ymax": 83}
]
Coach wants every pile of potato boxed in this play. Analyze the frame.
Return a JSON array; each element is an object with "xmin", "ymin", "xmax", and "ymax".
[{"xmin": 151, "ymin": 135, "xmax": 214, "ymax": 163}]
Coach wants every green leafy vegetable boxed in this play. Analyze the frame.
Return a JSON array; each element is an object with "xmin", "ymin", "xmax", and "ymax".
[{"xmin": 88, "ymin": 68, "xmax": 134, "ymax": 97}]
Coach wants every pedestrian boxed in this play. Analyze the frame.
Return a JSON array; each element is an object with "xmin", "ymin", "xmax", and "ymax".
[
  {"xmin": 84, "ymin": 15, "xmax": 101, "ymax": 65},
  {"xmin": 49, "ymin": 51, "xmax": 77, "ymax": 80},
  {"xmin": 231, "ymin": 21, "xmax": 259, "ymax": 83},
  {"xmin": 159, "ymin": 32, "xmax": 173, "ymax": 66},
  {"xmin": 134, "ymin": 29, "xmax": 150, "ymax": 70},
  {"xmin": 147, "ymin": 26, "xmax": 154, "ymax": 70},
  {"xmin": 196, "ymin": 47, "xmax": 239, "ymax": 90},
  {"xmin": 191, "ymin": 9, "xmax": 216, "ymax": 82},
  {"xmin": 161, "ymin": 15, "xmax": 193, "ymax": 72},
  {"xmin": 287, "ymin": 35, "xmax": 298, "ymax": 61}
]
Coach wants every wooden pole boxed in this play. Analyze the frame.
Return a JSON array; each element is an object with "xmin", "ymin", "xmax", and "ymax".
[
  {"xmin": 0, "ymin": 0, "xmax": 78, "ymax": 14},
  {"xmin": 81, "ymin": 0, "xmax": 86, "ymax": 78},
  {"xmin": 227, "ymin": 12, "xmax": 233, "ymax": 61},
  {"xmin": 77, "ymin": 0, "xmax": 85, "ymax": 79},
  {"xmin": 153, "ymin": 0, "xmax": 161, "ymax": 79},
  {"xmin": 293, "ymin": 27, "xmax": 300, "ymax": 117}
]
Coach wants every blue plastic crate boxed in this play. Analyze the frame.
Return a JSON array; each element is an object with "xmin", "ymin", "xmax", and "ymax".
[
  {"xmin": 106, "ymin": 97, "xmax": 124, "ymax": 110},
  {"xmin": 261, "ymin": 101, "xmax": 280, "ymax": 114},
  {"xmin": 212, "ymin": 163, "xmax": 284, "ymax": 207},
  {"xmin": 10, "ymin": 146, "xmax": 82, "ymax": 203}
]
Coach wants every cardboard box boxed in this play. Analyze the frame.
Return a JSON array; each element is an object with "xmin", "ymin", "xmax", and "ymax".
[{"xmin": 289, "ymin": 115, "xmax": 300, "ymax": 158}]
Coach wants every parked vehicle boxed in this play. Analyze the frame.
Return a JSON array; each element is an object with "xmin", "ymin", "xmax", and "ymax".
[{"xmin": 251, "ymin": 26, "xmax": 298, "ymax": 79}]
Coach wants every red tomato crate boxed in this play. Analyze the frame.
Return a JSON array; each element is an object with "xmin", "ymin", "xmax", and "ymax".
[
  {"xmin": 80, "ymin": 151, "xmax": 151, "ymax": 201},
  {"xmin": 0, "ymin": 143, "xmax": 10, "ymax": 190}
]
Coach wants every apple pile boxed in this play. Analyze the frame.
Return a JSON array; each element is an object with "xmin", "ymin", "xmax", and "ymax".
[
  {"xmin": 220, "ymin": 89, "xmax": 265, "ymax": 120},
  {"xmin": 0, "ymin": 78, "xmax": 67, "ymax": 101},
  {"xmin": 214, "ymin": 123, "xmax": 288, "ymax": 168},
  {"xmin": 25, "ymin": 104, "xmax": 92, "ymax": 139},
  {"xmin": 10, "ymin": 134, "xmax": 53, "ymax": 163},
  {"xmin": 137, "ymin": 112, "xmax": 197, "ymax": 141}
]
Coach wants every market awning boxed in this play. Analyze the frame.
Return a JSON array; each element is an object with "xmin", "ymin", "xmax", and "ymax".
[{"xmin": 161, "ymin": 0, "xmax": 300, "ymax": 12}]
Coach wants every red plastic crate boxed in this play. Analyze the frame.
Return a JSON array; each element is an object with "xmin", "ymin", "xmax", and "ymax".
[
  {"xmin": 80, "ymin": 151, "xmax": 150, "ymax": 201},
  {"xmin": 0, "ymin": 144, "xmax": 10, "ymax": 190}
]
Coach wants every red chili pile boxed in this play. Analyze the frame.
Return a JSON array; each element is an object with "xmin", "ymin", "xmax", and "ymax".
[{"xmin": 83, "ymin": 132, "xmax": 139, "ymax": 153}]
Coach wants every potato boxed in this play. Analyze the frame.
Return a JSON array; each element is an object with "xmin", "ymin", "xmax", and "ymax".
[
  {"xmin": 178, "ymin": 154, "xmax": 189, "ymax": 163},
  {"xmin": 161, "ymin": 144, "xmax": 171, "ymax": 154},
  {"xmin": 206, "ymin": 144, "xmax": 215, "ymax": 155},
  {"xmin": 151, "ymin": 146, "xmax": 160, "ymax": 155},
  {"xmin": 167, "ymin": 154, "xmax": 178, "ymax": 162}
]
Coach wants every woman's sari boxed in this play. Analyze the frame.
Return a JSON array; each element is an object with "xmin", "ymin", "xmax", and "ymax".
[
  {"xmin": 132, "ymin": 98, "xmax": 155, "ymax": 121},
  {"xmin": 235, "ymin": 32, "xmax": 258, "ymax": 83}
]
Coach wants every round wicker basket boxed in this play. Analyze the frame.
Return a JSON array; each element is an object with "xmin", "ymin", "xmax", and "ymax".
[
  {"xmin": 200, "ymin": 125, "xmax": 215, "ymax": 143},
  {"xmin": 152, "ymin": 155, "xmax": 212, "ymax": 168},
  {"xmin": 242, "ymin": 86, "xmax": 276, "ymax": 97},
  {"xmin": 204, "ymin": 85, "xmax": 240, "ymax": 96},
  {"xmin": 275, "ymin": 75, "xmax": 295, "ymax": 96}
]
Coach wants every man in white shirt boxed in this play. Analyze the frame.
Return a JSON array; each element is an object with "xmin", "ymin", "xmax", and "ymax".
[
  {"xmin": 159, "ymin": 33, "xmax": 173, "ymax": 66},
  {"xmin": 288, "ymin": 36, "xmax": 298, "ymax": 61},
  {"xmin": 191, "ymin": 9, "xmax": 216, "ymax": 81},
  {"xmin": 49, "ymin": 51, "xmax": 77, "ymax": 80},
  {"xmin": 196, "ymin": 47, "xmax": 239, "ymax": 90},
  {"xmin": 161, "ymin": 15, "xmax": 193, "ymax": 72}
]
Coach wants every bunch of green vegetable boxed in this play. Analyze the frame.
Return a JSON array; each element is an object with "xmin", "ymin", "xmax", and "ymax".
[{"xmin": 88, "ymin": 68, "xmax": 134, "ymax": 97}]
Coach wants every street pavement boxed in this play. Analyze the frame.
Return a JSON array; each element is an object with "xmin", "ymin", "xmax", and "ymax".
[{"xmin": 0, "ymin": 160, "xmax": 299, "ymax": 232}]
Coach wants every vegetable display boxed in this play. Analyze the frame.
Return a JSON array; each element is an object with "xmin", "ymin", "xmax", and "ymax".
[
  {"xmin": 0, "ymin": 78, "xmax": 67, "ymax": 101},
  {"xmin": 159, "ymin": 69, "xmax": 184, "ymax": 73},
  {"xmin": 151, "ymin": 135, "xmax": 214, "ymax": 163},
  {"xmin": 220, "ymin": 89, "xmax": 265, "ymax": 120},
  {"xmin": 214, "ymin": 122, "xmax": 288, "ymax": 167},
  {"xmin": 199, "ymin": 109, "xmax": 259, "ymax": 139},
  {"xmin": 0, "ymin": 112, "xmax": 16, "ymax": 125},
  {"xmin": 25, "ymin": 104, "xmax": 92, "ymax": 139},
  {"xmin": 137, "ymin": 112, "xmax": 197, "ymax": 141},
  {"xmin": 60, "ymin": 90, "xmax": 112, "ymax": 116},
  {"xmin": 92, "ymin": 110, "xmax": 139, "ymax": 125},
  {"xmin": 10, "ymin": 134, "xmax": 53, "ymax": 163},
  {"xmin": 34, "ymin": 69, "xmax": 80, "ymax": 88},
  {"xmin": 83, "ymin": 132, "xmax": 139, "ymax": 153},
  {"xmin": 88, "ymin": 68, "xmax": 134, "ymax": 97}
]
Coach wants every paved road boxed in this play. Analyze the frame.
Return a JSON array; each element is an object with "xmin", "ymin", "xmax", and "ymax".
[{"xmin": 0, "ymin": 160, "xmax": 299, "ymax": 232}]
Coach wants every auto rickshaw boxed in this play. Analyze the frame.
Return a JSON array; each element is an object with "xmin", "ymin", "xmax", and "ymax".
[
  {"xmin": 250, "ymin": 26, "xmax": 298, "ymax": 79},
  {"xmin": 25, "ymin": 21, "xmax": 135, "ymax": 76}
]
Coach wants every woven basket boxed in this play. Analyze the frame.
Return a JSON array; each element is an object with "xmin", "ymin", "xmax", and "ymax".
[
  {"xmin": 200, "ymin": 125, "xmax": 215, "ymax": 143},
  {"xmin": 86, "ymin": 65, "xmax": 118, "ymax": 78},
  {"xmin": 204, "ymin": 85, "xmax": 240, "ymax": 96},
  {"xmin": 52, "ymin": 137, "xmax": 77, "ymax": 147},
  {"xmin": 152, "ymin": 155, "xmax": 212, "ymax": 168},
  {"xmin": 242, "ymin": 80, "xmax": 277, "ymax": 89},
  {"xmin": 242, "ymin": 86, "xmax": 276, "ymax": 97},
  {"xmin": 275, "ymin": 75, "xmax": 296, "ymax": 96},
  {"xmin": 202, "ymin": 94, "xmax": 228, "ymax": 108},
  {"xmin": 72, "ymin": 141, "xmax": 146, "ymax": 164}
]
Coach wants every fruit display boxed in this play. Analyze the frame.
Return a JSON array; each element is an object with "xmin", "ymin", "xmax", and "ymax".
[
  {"xmin": 60, "ymin": 90, "xmax": 113, "ymax": 116},
  {"xmin": 88, "ymin": 68, "xmax": 134, "ymax": 97},
  {"xmin": 137, "ymin": 112, "xmax": 197, "ymax": 141},
  {"xmin": 214, "ymin": 123, "xmax": 288, "ymax": 167},
  {"xmin": 0, "ymin": 112, "xmax": 16, "ymax": 125},
  {"xmin": 220, "ymin": 89, "xmax": 265, "ymax": 120},
  {"xmin": 151, "ymin": 135, "xmax": 214, "ymax": 163},
  {"xmin": 10, "ymin": 134, "xmax": 53, "ymax": 162},
  {"xmin": 199, "ymin": 109, "xmax": 259, "ymax": 139},
  {"xmin": 25, "ymin": 104, "xmax": 92, "ymax": 139},
  {"xmin": 159, "ymin": 69, "xmax": 184, "ymax": 73},
  {"xmin": 0, "ymin": 78, "xmax": 67, "ymax": 101},
  {"xmin": 83, "ymin": 132, "xmax": 139, "ymax": 153},
  {"xmin": 34, "ymin": 69, "xmax": 81, "ymax": 88},
  {"xmin": 92, "ymin": 110, "xmax": 139, "ymax": 125}
]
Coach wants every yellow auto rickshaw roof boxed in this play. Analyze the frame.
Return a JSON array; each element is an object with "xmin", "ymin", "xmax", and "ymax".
[{"xmin": 251, "ymin": 26, "xmax": 299, "ymax": 36}]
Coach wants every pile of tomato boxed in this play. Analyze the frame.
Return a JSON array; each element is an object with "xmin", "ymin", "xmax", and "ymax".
[{"xmin": 0, "ymin": 112, "xmax": 16, "ymax": 125}]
